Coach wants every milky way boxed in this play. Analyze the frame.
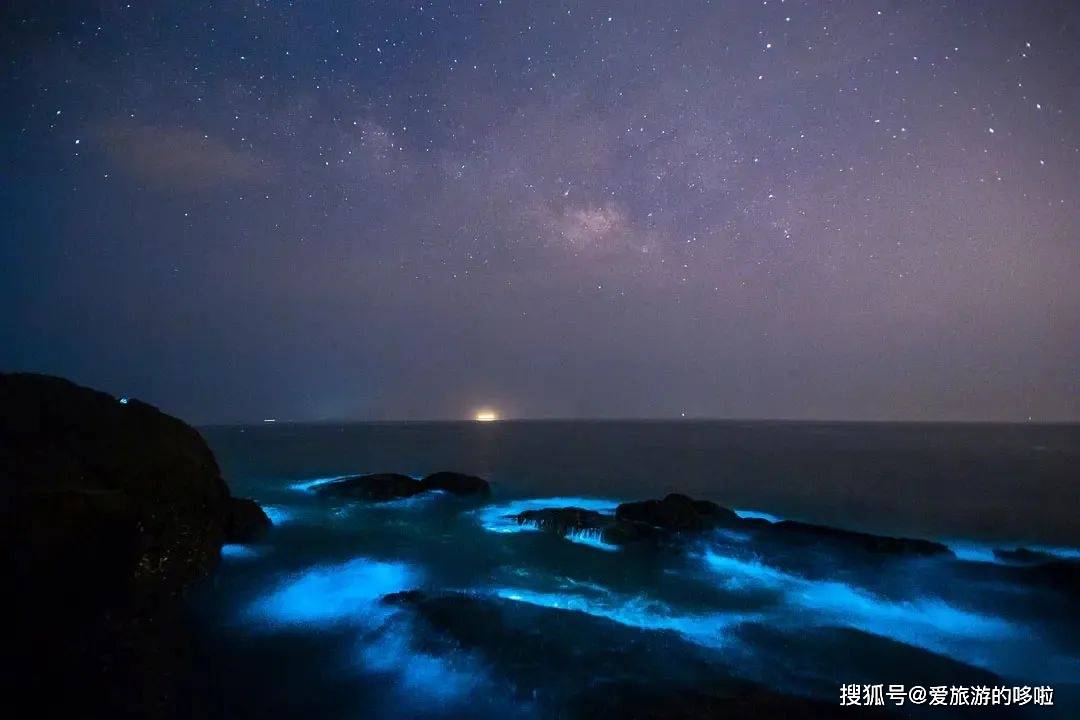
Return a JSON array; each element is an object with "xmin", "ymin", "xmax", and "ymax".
[{"xmin": 2, "ymin": 1, "xmax": 1077, "ymax": 422}]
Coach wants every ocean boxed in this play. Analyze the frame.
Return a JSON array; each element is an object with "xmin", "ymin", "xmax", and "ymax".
[{"xmin": 193, "ymin": 421, "xmax": 1080, "ymax": 718}]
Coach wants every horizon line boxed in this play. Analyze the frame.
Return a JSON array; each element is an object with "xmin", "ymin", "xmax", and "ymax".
[{"xmin": 197, "ymin": 416, "xmax": 1080, "ymax": 429}]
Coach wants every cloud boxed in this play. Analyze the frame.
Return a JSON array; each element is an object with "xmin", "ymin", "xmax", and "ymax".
[{"xmin": 100, "ymin": 123, "xmax": 270, "ymax": 190}]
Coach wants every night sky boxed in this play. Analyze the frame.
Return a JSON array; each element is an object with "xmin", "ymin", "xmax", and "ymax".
[{"xmin": 2, "ymin": 1, "xmax": 1078, "ymax": 423}]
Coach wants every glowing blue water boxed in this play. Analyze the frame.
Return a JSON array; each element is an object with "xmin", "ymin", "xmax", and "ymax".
[
  {"xmin": 287, "ymin": 474, "xmax": 354, "ymax": 492},
  {"xmin": 248, "ymin": 557, "xmax": 419, "ymax": 628},
  {"xmin": 733, "ymin": 508, "xmax": 782, "ymax": 523},
  {"xmin": 494, "ymin": 586, "xmax": 750, "ymax": 648},
  {"xmin": 222, "ymin": 543, "xmax": 261, "ymax": 559},
  {"xmin": 701, "ymin": 547, "xmax": 1018, "ymax": 668},
  {"xmin": 260, "ymin": 504, "xmax": 294, "ymax": 525}
]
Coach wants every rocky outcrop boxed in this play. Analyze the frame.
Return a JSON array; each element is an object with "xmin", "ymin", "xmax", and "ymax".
[
  {"xmin": 615, "ymin": 493, "xmax": 738, "ymax": 531},
  {"xmin": 384, "ymin": 590, "xmax": 897, "ymax": 719},
  {"xmin": 225, "ymin": 497, "xmax": 272, "ymax": 542},
  {"xmin": 513, "ymin": 495, "xmax": 736, "ymax": 547},
  {"xmin": 316, "ymin": 470, "xmax": 491, "ymax": 502},
  {"xmin": 512, "ymin": 492, "xmax": 950, "ymax": 557},
  {"xmin": 764, "ymin": 520, "xmax": 951, "ymax": 557},
  {"xmin": 315, "ymin": 473, "xmax": 425, "ymax": 501},
  {"xmin": 419, "ymin": 470, "xmax": 491, "ymax": 496},
  {"xmin": 993, "ymin": 547, "xmax": 1055, "ymax": 564},
  {"xmin": 1, "ymin": 372, "xmax": 269, "ymax": 719},
  {"xmin": 515, "ymin": 507, "xmax": 612, "ymax": 535}
]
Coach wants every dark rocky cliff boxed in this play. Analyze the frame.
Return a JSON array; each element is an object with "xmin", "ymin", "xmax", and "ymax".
[{"xmin": 2, "ymin": 372, "xmax": 267, "ymax": 719}]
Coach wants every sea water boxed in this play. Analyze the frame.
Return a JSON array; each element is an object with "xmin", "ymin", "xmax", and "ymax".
[{"xmin": 193, "ymin": 421, "xmax": 1080, "ymax": 718}]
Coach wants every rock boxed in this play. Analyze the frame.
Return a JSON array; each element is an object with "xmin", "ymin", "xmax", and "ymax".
[
  {"xmin": 314, "ymin": 470, "xmax": 491, "ymax": 502},
  {"xmin": 993, "ymin": 547, "xmax": 1055, "ymax": 564},
  {"xmin": 386, "ymin": 590, "xmax": 893, "ymax": 719},
  {"xmin": 1015, "ymin": 558, "xmax": 1080, "ymax": 598},
  {"xmin": 513, "ymin": 498, "xmax": 728, "ymax": 547},
  {"xmin": 513, "ymin": 505, "xmax": 668, "ymax": 546},
  {"xmin": 1, "ymin": 372, "xmax": 251, "ymax": 719},
  {"xmin": 315, "ymin": 473, "xmax": 424, "ymax": 501},
  {"xmin": 381, "ymin": 589, "xmax": 428, "ymax": 606},
  {"xmin": 419, "ymin": 470, "xmax": 491, "ymax": 496},
  {"xmin": 2, "ymin": 373, "xmax": 233, "ymax": 595},
  {"xmin": 515, "ymin": 507, "xmax": 611, "ymax": 535},
  {"xmin": 615, "ymin": 493, "xmax": 738, "ymax": 532},
  {"xmin": 225, "ymin": 497, "xmax": 272, "ymax": 542},
  {"xmin": 766, "ymin": 520, "xmax": 952, "ymax": 557}
]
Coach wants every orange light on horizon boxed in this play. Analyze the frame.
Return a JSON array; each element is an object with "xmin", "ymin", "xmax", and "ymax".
[{"xmin": 474, "ymin": 409, "xmax": 499, "ymax": 422}]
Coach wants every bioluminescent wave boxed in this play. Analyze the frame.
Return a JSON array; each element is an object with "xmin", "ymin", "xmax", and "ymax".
[
  {"xmin": 287, "ymin": 474, "xmax": 354, "ymax": 492},
  {"xmin": 947, "ymin": 542, "xmax": 1000, "ymax": 563},
  {"xmin": 700, "ymin": 548, "xmax": 1019, "ymax": 671},
  {"xmin": 473, "ymin": 497, "xmax": 620, "ymax": 534},
  {"xmin": 358, "ymin": 618, "xmax": 490, "ymax": 707},
  {"xmin": 732, "ymin": 509, "xmax": 782, "ymax": 523},
  {"xmin": 222, "ymin": 543, "xmax": 262, "ymax": 559},
  {"xmin": 947, "ymin": 540, "xmax": 1080, "ymax": 564},
  {"xmin": 493, "ymin": 586, "xmax": 751, "ymax": 648},
  {"xmin": 561, "ymin": 530, "xmax": 620, "ymax": 552},
  {"xmin": 260, "ymin": 504, "xmax": 294, "ymax": 525},
  {"xmin": 248, "ymin": 557, "xmax": 419, "ymax": 628}
]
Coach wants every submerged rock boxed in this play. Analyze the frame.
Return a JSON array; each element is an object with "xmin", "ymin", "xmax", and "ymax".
[
  {"xmin": 766, "ymin": 520, "xmax": 952, "ymax": 557},
  {"xmin": 315, "ymin": 472, "xmax": 423, "ymax": 501},
  {"xmin": 2, "ymin": 372, "xmax": 267, "ymax": 719},
  {"xmin": 419, "ymin": 470, "xmax": 491, "ymax": 496},
  {"xmin": 993, "ymin": 546, "xmax": 1055, "ymax": 564}
]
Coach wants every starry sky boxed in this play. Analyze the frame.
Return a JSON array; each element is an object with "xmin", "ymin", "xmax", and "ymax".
[{"xmin": 2, "ymin": 1, "xmax": 1078, "ymax": 423}]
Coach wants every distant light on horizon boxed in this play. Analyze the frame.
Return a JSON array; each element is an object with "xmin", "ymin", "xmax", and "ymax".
[{"xmin": 474, "ymin": 409, "xmax": 499, "ymax": 422}]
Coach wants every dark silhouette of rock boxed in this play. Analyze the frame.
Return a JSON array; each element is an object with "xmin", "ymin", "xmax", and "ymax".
[
  {"xmin": 315, "ymin": 472, "xmax": 423, "ymax": 501},
  {"xmin": 515, "ymin": 506, "xmax": 611, "ymax": 534},
  {"xmin": 513, "ymin": 498, "xmax": 723, "ymax": 546},
  {"xmin": 616, "ymin": 493, "xmax": 738, "ymax": 531},
  {"xmin": 419, "ymin": 470, "xmax": 491, "ymax": 496},
  {"xmin": 766, "ymin": 520, "xmax": 952, "ymax": 557},
  {"xmin": 2, "ymin": 372, "xmax": 267, "ymax": 719},
  {"xmin": 993, "ymin": 546, "xmax": 1055, "ymax": 564},
  {"xmin": 385, "ymin": 590, "xmax": 895, "ymax": 719},
  {"xmin": 1015, "ymin": 558, "xmax": 1080, "ymax": 598},
  {"xmin": 226, "ymin": 497, "xmax": 272, "ymax": 542},
  {"xmin": 314, "ymin": 470, "xmax": 491, "ymax": 502}
]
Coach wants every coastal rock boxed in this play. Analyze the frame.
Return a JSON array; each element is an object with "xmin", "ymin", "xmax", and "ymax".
[
  {"xmin": 1015, "ymin": 558, "xmax": 1080, "ymax": 598},
  {"xmin": 2, "ymin": 372, "xmax": 234, "ymax": 594},
  {"xmin": 512, "ymin": 498, "xmax": 720, "ymax": 546},
  {"xmin": 766, "ymin": 520, "xmax": 952, "ymax": 557},
  {"xmin": 315, "ymin": 473, "xmax": 424, "ymax": 501},
  {"xmin": 384, "ymin": 590, "xmax": 894, "ymax": 719},
  {"xmin": 315, "ymin": 470, "xmax": 491, "ymax": 501},
  {"xmin": 1, "ymin": 372, "xmax": 262, "ymax": 719},
  {"xmin": 515, "ymin": 507, "xmax": 612, "ymax": 535},
  {"xmin": 225, "ymin": 497, "xmax": 272, "ymax": 542},
  {"xmin": 419, "ymin": 470, "xmax": 491, "ymax": 496},
  {"xmin": 993, "ymin": 547, "xmax": 1055, "ymax": 564},
  {"xmin": 615, "ymin": 493, "xmax": 738, "ymax": 531}
]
